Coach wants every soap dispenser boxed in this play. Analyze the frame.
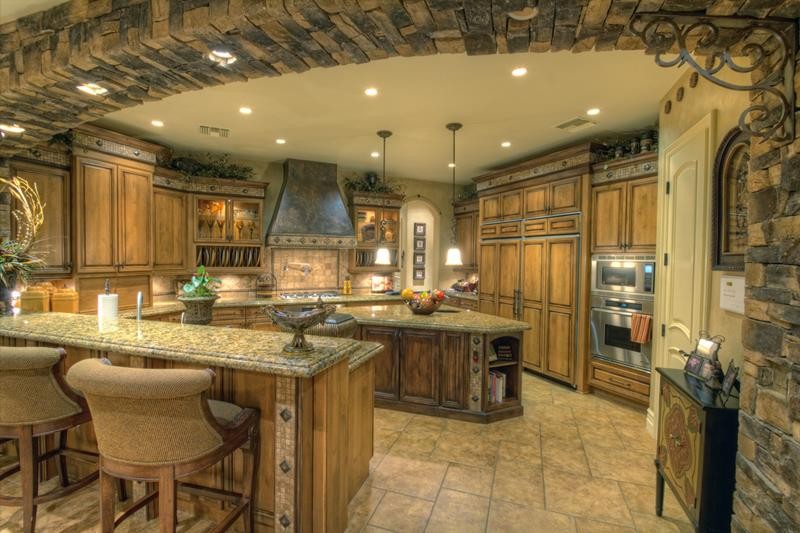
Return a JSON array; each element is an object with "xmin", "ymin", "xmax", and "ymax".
[{"xmin": 97, "ymin": 279, "xmax": 119, "ymax": 320}]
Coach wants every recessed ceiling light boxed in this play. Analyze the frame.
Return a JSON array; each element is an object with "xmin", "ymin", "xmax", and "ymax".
[
  {"xmin": 151, "ymin": 120, "xmax": 164, "ymax": 128},
  {"xmin": 586, "ymin": 107, "xmax": 601, "ymax": 116},
  {"xmin": 77, "ymin": 82, "xmax": 108, "ymax": 96},
  {"xmin": 501, "ymin": 141, "xmax": 511, "ymax": 148},
  {"xmin": 239, "ymin": 106, "xmax": 252, "ymax": 115},
  {"xmin": 0, "ymin": 123, "xmax": 25, "ymax": 134},
  {"xmin": 511, "ymin": 67, "xmax": 528, "ymax": 77},
  {"xmin": 448, "ymin": 163, "xmax": 456, "ymax": 168},
  {"xmin": 364, "ymin": 87, "xmax": 379, "ymax": 97},
  {"xmin": 275, "ymin": 138, "xmax": 287, "ymax": 145},
  {"xmin": 208, "ymin": 49, "xmax": 237, "ymax": 66},
  {"xmin": 370, "ymin": 151, "xmax": 380, "ymax": 158}
]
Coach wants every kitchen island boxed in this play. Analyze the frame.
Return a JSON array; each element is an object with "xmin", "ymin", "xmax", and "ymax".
[{"xmin": 0, "ymin": 313, "xmax": 382, "ymax": 532}]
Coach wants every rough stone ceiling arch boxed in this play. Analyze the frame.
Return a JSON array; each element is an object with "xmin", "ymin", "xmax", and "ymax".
[{"xmin": 1, "ymin": 0, "xmax": 799, "ymax": 157}]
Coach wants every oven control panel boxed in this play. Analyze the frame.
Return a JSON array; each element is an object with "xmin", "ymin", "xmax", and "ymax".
[
  {"xmin": 469, "ymin": 335, "xmax": 483, "ymax": 411},
  {"xmin": 643, "ymin": 263, "xmax": 655, "ymax": 293}
]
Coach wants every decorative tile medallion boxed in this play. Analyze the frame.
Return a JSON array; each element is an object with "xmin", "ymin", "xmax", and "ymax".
[{"xmin": 275, "ymin": 376, "xmax": 298, "ymax": 531}]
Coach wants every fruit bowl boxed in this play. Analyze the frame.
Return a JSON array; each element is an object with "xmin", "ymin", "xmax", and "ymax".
[{"xmin": 400, "ymin": 288, "xmax": 446, "ymax": 315}]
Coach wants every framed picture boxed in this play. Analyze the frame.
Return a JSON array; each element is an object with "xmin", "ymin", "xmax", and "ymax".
[
  {"xmin": 684, "ymin": 352, "xmax": 705, "ymax": 377},
  {"xmin": 721, "ymin": 361, "xmax": 740, "ymax": 396},
  {"xmin": 712, "ymin": 127, "xmax": 750, "ymax": 271},
  {"xmin": 414, "ymin": 237, "xmax": 426, "ymax": 251},
  {"xmin": 413, "ymin": 252, "xmax": 425, "ymax": 266},
  {"xmin": 414, "ymin": 223, "xmax": 426, "ymax": 237},
  {"xmin": 413, "ymin": 268, "xmax": 425, "ymax": 281}
]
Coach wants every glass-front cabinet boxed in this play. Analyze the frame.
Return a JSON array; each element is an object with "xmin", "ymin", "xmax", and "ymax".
[
  {"xmin": 194, "ymin": 196, "xmax": 261, "ymax": 244},
  {"xmin": 349, "ymin": 192, "xmax": 404, "ymax": 273}
]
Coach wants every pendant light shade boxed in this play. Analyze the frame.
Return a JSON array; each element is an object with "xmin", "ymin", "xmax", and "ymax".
[
  {"xmin": 375, "ymin": 130, "xmax": 393, "ymax": 267},
  {"xmin": 445, "ymin": 122, "xmax": 463, "ymax": 267}
]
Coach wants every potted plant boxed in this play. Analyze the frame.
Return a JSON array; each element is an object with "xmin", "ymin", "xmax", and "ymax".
[
  {"xmin": 178, "ymin": 265, "xmax": 221, "ymax": 325},
  {"xmin": 0, "ymin": 177, "xmax": 45, "ymax": 314}
]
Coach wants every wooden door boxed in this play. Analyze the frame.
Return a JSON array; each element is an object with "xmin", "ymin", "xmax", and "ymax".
[
  {"xmin": 549, "ymin": 176, "xmax": 581, "ymax": 215},
  {"xmin": 625, "ymin": 176, "xmax": 658, "ymax": 252},
  {"xmin": 500, "ymin": 190, "xmax": 523, "ymax": 219},
  {"xmin": 361, "ymin": 326, "xmax": 399, "ymax": 400},
  {"xmin": 523, "ymin": 184, "xmax": 548, "ymax": 218},
  {"xmin": 545, "ymin": 309, "xmax": 574, "ymax": 381},
  {"xmin": 399, "ymin": 329, "xmax": 439, "ymax": 405},
  {"xmin": 9, "ymin": 160, "xmax": 71, "ymax": 275},
  {"xmin": 480, "ymin": 194, "xmax": 500, "ymax": 223},
  {"xmin": 74, "ymin": 156, "xmax": 117, "ymax": 273},
  {"xmin": 521, "ymin": 239, "xmax": 546, "ymax": 370},
  {"xmin": 544, "ymin": 237, "xmax": 578, "ymax": 383},
  {"xmin": 591, "ymin": 182, "xmax": 626, "ymax": 253},
  {"xmin": 117, "ymin": 165, "xmax": 153, "ymax": 271},
  {"xmin": 497, "ymin": 241, "xmax": 520, "ymax": 319},
  {"xmin": 153, "ymin": 187, "xmax": 188, "ymax": 271},
  {"xmin": 439, "ymin": 332, "xmax": 467, "ymax": 409},
  {"xmin": 478, "ymin": 243, "xmax": 498, "ymax": 314},
  {"xmin": 455, "ymin": 213, "xmax": 476, "ymax": 268}
]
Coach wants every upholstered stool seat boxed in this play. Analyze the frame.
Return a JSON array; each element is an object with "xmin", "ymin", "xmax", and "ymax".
[
  {"xmin": 67, "ymin": 359, "xmax": 259, "ymax": 533},
  {"xmin": 0, "ymin": 347, "xmax": 123, "ymax": 533}
]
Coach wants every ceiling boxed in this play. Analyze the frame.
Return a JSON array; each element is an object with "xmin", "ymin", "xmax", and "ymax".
[
  {"xmin": 95, "ymin": 51, "xmax": 683, "ymax": 183},
  {"xmin": 0, "ymin": 0, "xmax": 67, "ymax": 24}
]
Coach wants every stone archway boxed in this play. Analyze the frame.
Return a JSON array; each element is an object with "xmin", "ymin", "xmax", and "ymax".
[{"xmin": 1, "ymin": 2, "xmax": 799, "ymax": 531}]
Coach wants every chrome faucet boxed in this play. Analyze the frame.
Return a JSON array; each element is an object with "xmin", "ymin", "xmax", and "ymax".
[{"xmin": 136, "ymin": 291, "xmax": 143, "ymax": 321}]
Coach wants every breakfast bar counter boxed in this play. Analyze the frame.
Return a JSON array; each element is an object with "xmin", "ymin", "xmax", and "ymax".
[{"xmin": 0, "ymin": 313, "xmax": 382, "ymax": 532}]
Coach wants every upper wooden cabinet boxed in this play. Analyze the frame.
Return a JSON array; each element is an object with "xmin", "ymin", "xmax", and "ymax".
[
  {"xmin": 591, "ymin": 176, "xmax": 657, "ymax": 254},
  {"xmin": 74, "ymin": 153, "xmax": 153, "ymax": 274},
  {"xmin": 153, "ymin": 187, "xmax": 189, "ymax": 271},
  {"xmin": 524, "ymin": 176, "xmax": 581, "ymax": 218},
  {"xmin": 9, "ymin": 160, "xmax": 71, "ymax": 276},
  {"xmin": 480, "ymin": 190, "xmax": 523, "ymax": 222},
  {"xmin": 454, "ymin": 200, "xmax": 478, "ymax": 269}
]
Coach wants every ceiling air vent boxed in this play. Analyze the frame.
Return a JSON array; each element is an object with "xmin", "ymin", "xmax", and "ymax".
[
  {"xmin": 199, "ymin": 125, "xmax": 230, "ymax": 138},
  {"xmin": 555, "ymin": 117, "xmax": 596, "ymax": 133}
]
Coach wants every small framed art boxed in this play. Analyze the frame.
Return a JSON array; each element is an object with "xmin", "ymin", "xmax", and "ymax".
[
  {"xmin": 413, "ymin": 268, "xmax": 425, "ymax": 281},
  {"xmin": 414, "ymin": 223, "xmax": 426, "ymax": 237},
  {"xmin": 413, "ymin": 252, "xmax": 425, "ymax": 266},
  {"xmin": 414, "ymin": 237, "xmax": 426, "ymax": 251}
]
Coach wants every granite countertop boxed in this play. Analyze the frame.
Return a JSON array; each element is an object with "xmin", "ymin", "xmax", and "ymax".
[
  {"xmin": 0, "ymin": 313, "xmax": 382, "ymax": 378},
  {"xmin": 445, "ymin": 289, "xmax": 478, "ymax": 301},
  {"xmin": 123, "ymin": 294, "xmax": 402, "ymax": 319},
  {"xmin": 344, "ymin": 305, "xmax": 530, "ymax": 334}
]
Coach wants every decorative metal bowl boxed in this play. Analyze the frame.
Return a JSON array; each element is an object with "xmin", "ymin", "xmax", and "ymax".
[
  {"xmin": 403, "ymin": 298, "xmax": 443, "ymax": 315},
  {"xmin": 265, "ymin": 299, "xmax": 336, "ymax": 353}
]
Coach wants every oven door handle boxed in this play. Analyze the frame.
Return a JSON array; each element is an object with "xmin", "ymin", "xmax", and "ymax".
[{"xmin": 591, "ymin": 307, "xmax": 635, "ymax": 318}]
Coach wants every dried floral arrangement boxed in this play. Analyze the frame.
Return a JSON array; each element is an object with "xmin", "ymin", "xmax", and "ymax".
[
  {"xmin": 169, "ymin": 153, "xmax": 254, "ymax": 181},
  {"xmin": 344, "ymin": 173, "xmax": 400, "ymax": 194},
  {"xmin": 0, "ymin": 177, "xmax": 45, "ymax": 287}
]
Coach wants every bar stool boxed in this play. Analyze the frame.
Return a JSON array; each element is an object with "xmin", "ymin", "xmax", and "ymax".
[
  {"xmin": 0, "ymin": 346, "xmax": 107, "ymax": 532},
  {"xmin": 66, "ymin": 358, "xmax": 259, "ymax": 533}
]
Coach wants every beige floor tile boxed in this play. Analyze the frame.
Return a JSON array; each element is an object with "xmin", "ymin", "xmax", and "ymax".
[
  {"xmin": 442, "ymin": 464, "xmax": 494, "ymax": 498},
  {"xmin": 443, "ymin": 419, "xmax": 485, "ymax": 436},
  {"xmin": 346, "ymin": 484, "xmax": 387, "ymax": 533},
  {"xmin": 575, "ymin": 517, "xmax": 635, "ymax": 533},
  {"xmin": 487, "ymin": 499, "xmax": 575, "ymax": 533},
  {"xmin": 492, "ymin": 462, "xmax": 545, "ymax": 509},
  {"xmin": 365, "ymin": 526, "xmax": 395, "ymax": 533},
  {"xmin": 405, "ymin": 415, "xmax": 447, "ymax": 434},
  {"xmin": 614, "ymin": 421, "xmax": 656, "ymax": 453},
  {"xmin": 375, "ymin": 409, "xmax": 414, "ymax": 431},
  {"xmin": 425, "ymin": 489, "xmax": 489, "ymax": 533},
  {"xmin": 369, "ymin": 491, "xmax": 434, "ymax": 533},
  {"xmin": 584, "ymin": 444, "xmax": 654, "ymax": 485},
  {"xmin": 431, "ymin": 432, "xmax": 498, "ymax": 468},
  {"xmin": 370, "ymin": 455, "xmax": 448, "ymax": 501},
  {"xmin": 577, "ymin": 422, "xmax": 625, "ymax": 447},
  {"xmin": 370, "ymin": 453, "xmax": 386, "ymax": 473},
  {"xmin": 618, "ymin": 481, "xmax": 691, "ymax": 524},
  {"xmin": 631, "ymin": 512, "xmax": 695, "ymax": 533},
  {"xmin": 375, "ymin": 426, "xmax": 401, "ymax": 454},
  {"xmin": 541, "ymin": 439, "xmax": 590, "ymax": 476},
  {"xmin": 484, "ymin": 418, "xmax": 540, "ymax": 445},
  {"xmin": 539, "ymin": 421, "xmax": 581, "ymax": 442},
  {"xmin": 543, "ymin": 468, "xmax": 633, "ymax": 527},
  {"xmin": 497, "ymin": 439, "xmax": 541, "ymax": 467},
  {"xmin": 388, "ymin": 431, "xmax": 440, "ymax": 458}
]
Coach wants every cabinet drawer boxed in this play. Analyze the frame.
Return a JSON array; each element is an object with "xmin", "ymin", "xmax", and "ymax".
[
  {"xmin": 523, "ymin": 219, "xmax": 547, "ymax": 236},
  {"xmin": 592, "ymin": 367, "xmax": 649, "ymax": 396},
  {"xmin": 481, "ymin": 222, "xmax": 520, "ymax": 239},
  {"xmin": 212, "ymin": 307, "xmax": 246, "ymax": 321},
  {"xmin": 547, "ymin": 215, "xmax": 579, "ymax": 235}
]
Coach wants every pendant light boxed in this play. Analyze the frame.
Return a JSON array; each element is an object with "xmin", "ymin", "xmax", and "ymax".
[
  {"xmin": 374, "ymin": 130, "xmax": 393, "ymax": 266},
  {"xmin": 445, "ymin": 122, "xmax": 463, "ymax": 266}
]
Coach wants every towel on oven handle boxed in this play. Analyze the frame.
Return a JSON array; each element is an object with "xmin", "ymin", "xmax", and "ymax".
[{"xmin": 630, "ymin": 313, "xmax": 652, "ymax": 344}]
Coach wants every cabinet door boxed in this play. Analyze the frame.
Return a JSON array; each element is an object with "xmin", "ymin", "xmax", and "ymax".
[
  {"xmin": 497, "ymin": 241, "xmax": 520, "ymax": 301},
  {"xmin": 439, "ymin": 332, "xmax": 468, "ymax": 409},
  {"xmin": 547, "ymin": 238, "xmax": 577, "ymax": 309},
  {"xmin": 455, "ymin": 213, "xmax": 476, "ymax": 267},
  {"xmin": 521, "ymin": 239, "xmax": 545, "ymax": 370},
  {"xmin": 501, "ymin": 190, "xmax": 523, "ymax": 219},
  {"xmin": 10, "ymin": 161, "xmax": 71, "ymax": 275},
  {"xmin": 231, "ymin": 199, "xmax": 263, "ymax": 243},
  {"xmin": 544, "ymin": 237, "xmax": 577, "ymax": 383},
  {"xmin": 523, "ymin": 184, "xmax": 548, "ymax": 218},
  {"xmin": 399, "ymin": 329, "xmax": 439, "ymax": 406},
  {"xmin": 117, "ymin": 165, "xmax": 152, "ymax": 271},
  {"xmin": 362, "ymin": 326, "xmax": 399, "ymax": 400},
  {"xmin": 545, "ymin": 309, "xmax": 574, "ymax": 381},
  {"xmin": 480, "ymin": 194, "xmax": 500, "ymax": 223},
  {"xmin": 153, "ymin": 188, "xmax": 188, "ymax": 271},
  {"xmin": 75, "ymin": 157, "xmax": 117, "ymax": 273},
  {"xmin": 522, "ymin": 306, "xmax": 543, "ymax": 370},
  {"xmin": 549, "ymin": 176, "xmax": 581, "ymax": 215},
  {"xmin": 195, "ymin": 196, "xmax": 228, "ymax": 242},
  {"xmin": 625, "ymin": 176, "xmax": 658, "ymax": 252},
  {"xmin": 478, "ymin": 243, "xmax": 498, "ymax": 304},
  {"xmin": 591, "ymin": 183, "xmax": 626, "ymax": 253}
]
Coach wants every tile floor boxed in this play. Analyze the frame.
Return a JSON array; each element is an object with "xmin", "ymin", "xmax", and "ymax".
[{"xmin": 0, "ymin": 372, "xmax": 692, "ymax": 532}]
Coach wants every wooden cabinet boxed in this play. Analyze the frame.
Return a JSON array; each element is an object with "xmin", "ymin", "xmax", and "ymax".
[
  {"xmin": 74, "ymin": 153, "xmax": 153, "ymax": 274},
  {"xmin": 590, "ymin": 359, "xmax": 651, "ymax": 404},
  {"xmin": 76, "ymin": 274, "xmax": 151, "ymax": 313},
  {"xmin": 480, "ymin": 190, "xmax": 522, "ymax": 222},
  {"xmin": 591, "ymin": 176, "xmax": 657, "ymax": 253},
  {"xmin": 153, "ymin": 187, "xmax": 189, "ymax": 271},
  {"xmin": 399, "ymin": 329, "xmax": 439, "ymax": 406},
  {"xmin": 453, "ymin": 200, "xmax": 478, "ymax": 269},
  {"xmin": 361, "ymin": 326, "xmax": 399, "ymax": 400},
  {"xmin": 480, "ymin": 194, "xmax": 500, "ymax": 223},
  {"xmin": 9, "ymin": 160, "xmax": 71, "ymax": 276},
  {"xmin": 478, "ymin": 241, "xmax": 519, "ymax": 317},
  {"xmin": 349, "ymin": 192, "xmax": 403, "ymax": 273},
  {"xmin": 439, "ymin": 332, "xmax": 468, "ymax": 409},
  {"xmin": 524, "ymin": 176, "xmax": 581, "ymax": 218}
]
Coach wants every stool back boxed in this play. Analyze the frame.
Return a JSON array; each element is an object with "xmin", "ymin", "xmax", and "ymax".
[
  {"xmin": 0, "ymin": 347, "xmax": 81, "ymax": 426},
  {"xmin": 67, "ymin": 359, "xmax": 224, "ymax": 465}
]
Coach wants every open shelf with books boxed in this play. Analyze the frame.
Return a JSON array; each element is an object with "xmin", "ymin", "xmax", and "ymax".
[{"xmin": 487, "ymin": 335, "xmax": 521, "ymax": 409}]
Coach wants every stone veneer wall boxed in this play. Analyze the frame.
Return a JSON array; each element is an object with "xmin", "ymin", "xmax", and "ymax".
[{"xmin": 732, "ymin": 53, "xmax": 800, "ymax": 531}]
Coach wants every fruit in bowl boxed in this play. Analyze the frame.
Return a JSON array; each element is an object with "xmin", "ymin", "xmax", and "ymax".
[{"xmin": 401, "ymin": 288, "xmax": 446, "ymax": 315}]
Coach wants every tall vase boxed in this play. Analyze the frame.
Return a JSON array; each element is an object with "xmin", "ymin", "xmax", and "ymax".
[{"xmin": 1, "ymin": 271, "xmax": 17, "ymax": 316}]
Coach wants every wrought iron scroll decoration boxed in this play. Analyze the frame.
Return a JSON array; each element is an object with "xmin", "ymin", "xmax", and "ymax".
[{"xmin": 630, "ymin": 14, "xmax": 797, "ymax": 144}]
